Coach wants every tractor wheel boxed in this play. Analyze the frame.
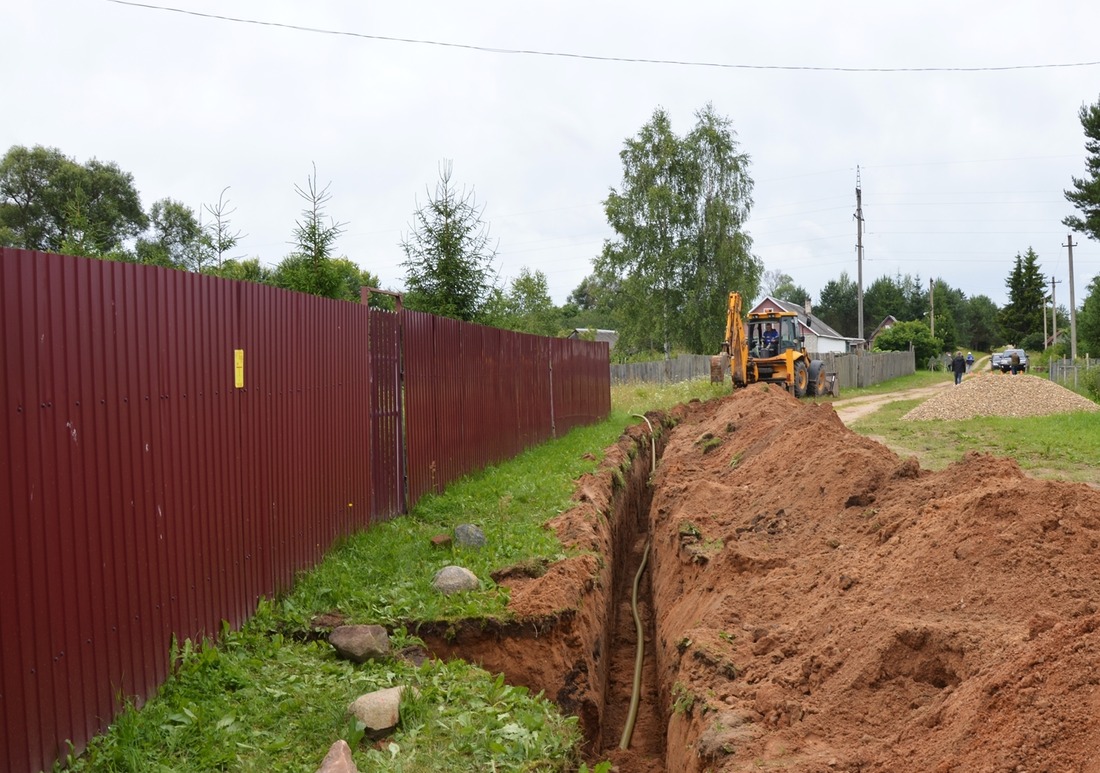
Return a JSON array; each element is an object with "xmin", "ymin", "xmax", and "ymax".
[
  {"xmin": 808, "ymin": 360, "xmax": 826, "ymax": 397},
  {"xmin": 793, "ymin": 360, "xmax": 809, "ymax": 398}
]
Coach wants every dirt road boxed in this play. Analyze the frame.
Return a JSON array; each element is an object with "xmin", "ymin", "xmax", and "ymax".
[
  {"xmin": 831, "ymin": 381, "xmax": 952, "ymax": 425},
  {"xmin": 831, "ymin": 355, "xmax": 988, "ymax": 425}
]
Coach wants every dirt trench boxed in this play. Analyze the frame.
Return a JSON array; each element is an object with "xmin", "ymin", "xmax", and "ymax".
[
  {"xmin": 421, "ymin": 385, "xmax": 1100, "ymax": 772},
  {"xmin": 418, "ymin": 415, "xmax": 674, "ymax": 771}
]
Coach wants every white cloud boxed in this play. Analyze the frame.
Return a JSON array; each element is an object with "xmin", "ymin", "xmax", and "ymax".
[{"xmin": 5, "ymin": 0, "xmax": 1100, "ymax": 308}]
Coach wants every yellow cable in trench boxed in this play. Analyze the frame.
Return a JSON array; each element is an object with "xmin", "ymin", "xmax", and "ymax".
[
  {"xmin": 619, "ymin": 538, "xmax": 651, "ymax": 750},
  {"xmin": 631, "ymin": 413, "xmax": 656, "ymax": 471}
]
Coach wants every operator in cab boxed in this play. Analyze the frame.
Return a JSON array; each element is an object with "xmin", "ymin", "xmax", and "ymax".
[{"xmin": 762, "ymin": 322, "xmax": 779, "ymax": 354}]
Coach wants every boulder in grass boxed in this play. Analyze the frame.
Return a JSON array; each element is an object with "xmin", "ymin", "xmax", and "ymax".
[
  {"xmin": 432, "ymin": 565, "xmax": 479, "ymax": 594},
  {"xmin": 453, "ymin": 523, "xmax": 486, "ymax": 549},
  {"xmin": 348, "ymin": 686, "xmax": 405, "ymax": 738},
  {"xmin": 315, "ymin": 739, "xmax": 358, "ymax": 773},
  {"xmin": 330, "ymin": 624, "xmax": 391, "ymax": 663}
]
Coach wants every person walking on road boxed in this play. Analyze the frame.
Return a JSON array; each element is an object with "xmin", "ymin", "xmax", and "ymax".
[
  {"xmin": 951, "ymin": 351, "xmax": 966, "ymax": 385},
  {"xmin": 966, "ymin": 352, "xmax": 975, "ymax": 372}
]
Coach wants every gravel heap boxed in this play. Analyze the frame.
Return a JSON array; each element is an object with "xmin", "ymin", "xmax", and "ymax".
[{"xmin": 902, "ymin": 373, "xmax": 1099, "ymax": 420}]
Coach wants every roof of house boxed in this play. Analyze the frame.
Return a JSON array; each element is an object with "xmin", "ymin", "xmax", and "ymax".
[
  {"xmin": 567, "ymin": 328, "xmax": 619, "ymax": 346},
  {"xmin": 749, "ymin": 296, "xmax": 848, "ymax": 341},
  {"xmin": 869, "ymin": 315, "xmax": 899, "ymax": 342}
]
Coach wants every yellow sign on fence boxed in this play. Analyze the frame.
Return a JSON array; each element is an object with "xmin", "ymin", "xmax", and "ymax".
[{"xmin": 234, "ymin": 349, "xmax": 244, "ymax": 388}]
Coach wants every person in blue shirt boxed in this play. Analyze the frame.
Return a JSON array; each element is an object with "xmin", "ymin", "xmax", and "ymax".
[
  {"xmin": 966, "ymin": 352, "xmax": 975, "ymax": 372},
  {"xmin": 762, "ymin": 322, "xmax": 779, "ymax": 354},
  {"xmin": 761, "ymin": 321, "xmax": 778, "ymax": 345}
]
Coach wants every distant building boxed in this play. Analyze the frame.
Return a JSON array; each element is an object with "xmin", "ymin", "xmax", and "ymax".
[
  {"xmin": 868, "ymin": 315, "xmax": 899, "ymax": 348},
  {"xmin": 746, "ymin": 296, "xmax": 852, "ymax": 354},
  {"xmin": 567, "ymin": 328, "xmax": 619, "ymax": 348},
  {"xmin": 1044, "ymin": 330, "xmax": 1066, "ymax": 349}
]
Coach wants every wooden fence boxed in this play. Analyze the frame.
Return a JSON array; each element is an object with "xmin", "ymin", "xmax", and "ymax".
[
  {"xmin": 611, "ymin": 350, "xmax": 915, "ymax": 390},
  {"xmin": 610, "ymin": 354, "xmax": 713, "ymax": 384}
]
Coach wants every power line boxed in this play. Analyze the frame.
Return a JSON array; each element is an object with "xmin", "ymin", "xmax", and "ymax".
[{"xmin": 105, "ymin": 0, "xmax": 1100, "ymax": 73}]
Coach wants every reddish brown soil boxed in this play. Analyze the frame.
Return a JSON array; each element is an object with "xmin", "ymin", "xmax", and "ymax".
[{"xmin": 426, "ymin": 385, "xmax": 1100, "ymax": 772}]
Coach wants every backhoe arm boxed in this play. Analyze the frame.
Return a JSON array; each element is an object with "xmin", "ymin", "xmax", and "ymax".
[{"xmin": 724, "ymin": 292, "xmax": 748, "ymax": 387}]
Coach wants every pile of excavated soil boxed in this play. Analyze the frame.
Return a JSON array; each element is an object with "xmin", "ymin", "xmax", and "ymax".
[
  {"xmin": 902, "ymin": 373, "xmax": 1098, "ymax": 420},
  {"xmin": 648, "ymin": 385, "xmax": 1100, "ymax": 772}
]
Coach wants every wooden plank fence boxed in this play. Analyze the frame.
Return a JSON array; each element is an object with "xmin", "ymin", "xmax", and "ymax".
[{"xmin": 611, "ymin": 350, "xmax": 915, "ymax": 390}]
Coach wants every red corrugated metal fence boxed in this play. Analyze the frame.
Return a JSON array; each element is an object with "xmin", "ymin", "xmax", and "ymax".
[{"xmin": 0, "ymin": 249, "xmax": 609, "ymax": 772}]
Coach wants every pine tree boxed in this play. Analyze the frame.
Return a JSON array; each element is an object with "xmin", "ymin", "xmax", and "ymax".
[
  {"xmin": 401, "ymin": 161, "xmax": 498, "ymax": 322},
  {"xmin": 998, "ymin": 248, "xmax": 1045, "ymax": 345},
  {"xmin": 1064, "ymin": 96, "xmax": 1100, "ymax": 242}
]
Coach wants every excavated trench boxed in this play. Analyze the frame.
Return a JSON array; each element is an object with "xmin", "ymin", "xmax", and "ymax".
[
  {"xmin": 415, "ymin": 386, "xmax": 1100, "ymax": 772},
  {"xmin": 417, "ymin": 415, "xmax": 676, "ymax": 771}
]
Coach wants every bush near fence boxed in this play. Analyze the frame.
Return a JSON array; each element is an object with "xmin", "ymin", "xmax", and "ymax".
[
  {"xmin": 611, "ymin": 350, "xmax": 914, "ymax": 390},
  {"xmin": 1049, "ymin": 357, "xmax": 1100, "ymax": 398}
]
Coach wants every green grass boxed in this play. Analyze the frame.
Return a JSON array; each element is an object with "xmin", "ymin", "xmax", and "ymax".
[
  {"xmin": 849, "ymin": 395, "xmax": 1100, "ymax": 485},
  {"xmin": 64, "ymin": 377, "xmax": 725, "ymax": 773},
  {"xmin": 64, "ymin": 372, "xmax": 1100, "ymax": 770},
  {"xmin": 279, "ymin": 377, "xmax": 727, "ymax": 631},
  {"xmin": 64, "ymin": 624, "xmax": 580, "ymax": 773}
]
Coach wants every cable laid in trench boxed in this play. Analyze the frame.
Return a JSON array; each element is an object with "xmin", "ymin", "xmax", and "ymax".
[
  {"xmin": 619, "ymin": 538, "xmax": 651, "ymax": 750},
  {"xmin": 631, "ymin": 413, "xmax": 656, "ymax": 471}
]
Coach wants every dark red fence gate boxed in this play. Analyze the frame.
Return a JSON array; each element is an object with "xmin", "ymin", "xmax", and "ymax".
[{"xmin": 0, "ymin": 249, "xmax": 609, "ymax": 772}]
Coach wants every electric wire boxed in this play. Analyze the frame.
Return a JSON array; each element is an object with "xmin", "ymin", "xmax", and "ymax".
[{"xmin": 105, "ymin": 0, "xmax": 1100, "ymax": 74}]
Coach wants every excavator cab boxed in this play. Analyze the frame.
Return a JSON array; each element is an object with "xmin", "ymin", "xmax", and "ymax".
[
  {"xmin": 748, "ymin": 317, "xmax": 800, "ymax": 358},
  {"xmin": 712, "ymin": 292, "xmax": 829, "ymax": 399}
]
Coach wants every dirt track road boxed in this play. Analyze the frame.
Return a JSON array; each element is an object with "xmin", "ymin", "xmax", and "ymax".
[{"xmin": 831, "ymin": 382, "xmax": 952, "ymax": 425}]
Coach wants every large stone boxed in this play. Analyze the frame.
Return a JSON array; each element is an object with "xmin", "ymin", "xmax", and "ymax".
[
  {"xmin": 348, "ymin": 686, "xmax": 405, "ymax": 738},
  {"xmin": 330, "ymin": 624, "xmax": 391, "ymax": 663},
  {"xmin": 453, "ymin": 523, "xmax": 486, "ymax": 548},
  {"xmin": 432, "ymin": 565, "xmax": 479, "ymax": 594},
  {"xmin": 315, "ymin": 739, "xmax": 358, "ymax": 773}
]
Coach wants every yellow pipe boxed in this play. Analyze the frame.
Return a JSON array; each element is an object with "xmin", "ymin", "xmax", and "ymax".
[{"xmin": 619, "ymin": 539, "xmax": 651, "ymax": 750}]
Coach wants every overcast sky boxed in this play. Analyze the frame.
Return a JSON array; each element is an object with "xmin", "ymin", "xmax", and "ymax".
[{"xmin": 7, "ymin": 1, "xmax": 1100, "ymax": 313}]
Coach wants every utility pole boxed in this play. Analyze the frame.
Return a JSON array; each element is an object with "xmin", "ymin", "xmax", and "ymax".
[
  {"xmin": 1049, "ymin": 275, "xmax": 1061, "ymax": 350},
  {"xmin": 1065, "ymin": 234, "xmax": 1078, "ymax": 360},
  {"xmin": 855, "ymin": 167, "xmax": 864, "ymax": 344},
  {"xmin": 1043, "ymin": 292, "xmax": 1048, "ymax": 350},
  {"xmin": 929, "ymin": 277, "xmax": 935, "ymax": 337}
]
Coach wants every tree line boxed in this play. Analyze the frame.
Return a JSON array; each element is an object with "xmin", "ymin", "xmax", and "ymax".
[{"xmin": 4, "ymin": 94, "xmax": 1100, "ymax": 360}]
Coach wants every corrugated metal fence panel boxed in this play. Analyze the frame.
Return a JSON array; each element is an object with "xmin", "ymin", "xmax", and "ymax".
[
  {"xmin": 369, "ymin": 308, "xmax": 403, "ymax": 520},
  {"xmin": 515, "ymin": 333, "xmax": 553, "ymax": 449},
  {"xmin": 551, "ymin": 337, "xmax": 611, "ymax": 436},
  {"xmin": 254, "ymin": 287, "xmax": 375, "ymax": 594},
  {"xmin": 0, "ymin": 253, "xmax": 235, "ymax": 771},
  {"xmin": 402, "ymin": 309, "xmax": 436, "ymax": 506},
  {"xmin": 402, "ymin": 313, "xmax": 607, "ymax": 509},
  {"xmin": 1, "ymin": 249, "xmax": 610, "ymax": 772}
]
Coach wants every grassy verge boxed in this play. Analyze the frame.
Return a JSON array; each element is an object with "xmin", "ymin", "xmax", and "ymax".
[
  {"xmin": 848, "ymin": 392, "xmax": 1100, "ymax": 486},
  {"xmin": 64, "ymin": 378, "xmax": 726, "ymax": 773},
  {"xmin": 65, "ymin": 372, "xmax": 1099, "ymax": 771}
]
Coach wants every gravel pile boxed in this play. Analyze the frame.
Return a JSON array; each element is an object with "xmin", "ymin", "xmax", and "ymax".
[{"xmin": 901, "ymin": 373, "xmax": 1099, "ymax": 421}]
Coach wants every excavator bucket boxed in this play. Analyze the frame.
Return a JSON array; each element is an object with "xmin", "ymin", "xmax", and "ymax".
[{"xmin": 710, "ymin": 353, "xmax": 729, "ymax": 384}]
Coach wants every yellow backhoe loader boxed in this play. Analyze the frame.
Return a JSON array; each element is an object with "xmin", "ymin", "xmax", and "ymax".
[{"xmin": 710, "ymin": 292, "xmax": 830, "ymax": 397}]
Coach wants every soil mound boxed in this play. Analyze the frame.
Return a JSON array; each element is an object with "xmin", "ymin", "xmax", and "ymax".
[{"xmin": 649, "ymin": 384, "xmax": 1100, "ymax": 772}]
